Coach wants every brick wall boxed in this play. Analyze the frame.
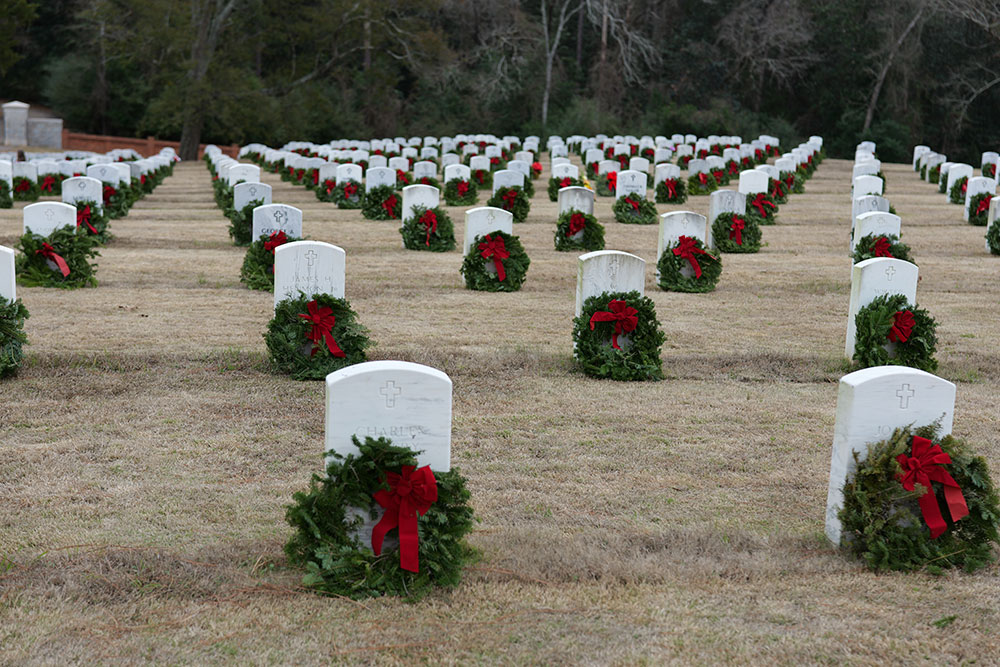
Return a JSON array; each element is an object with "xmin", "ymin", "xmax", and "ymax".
[{"xmin": 61, "ymin": 130, "xmax": 239, "ymax": 159}]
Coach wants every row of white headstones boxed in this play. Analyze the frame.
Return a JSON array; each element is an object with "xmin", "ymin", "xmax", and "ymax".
[
  {"xmin": 911, "ymin": 146, "xmax": 1000, "ymax": 246},
  {"xmin": 0, "ymin": 148, "xmax": 176, "ymax": 194}
]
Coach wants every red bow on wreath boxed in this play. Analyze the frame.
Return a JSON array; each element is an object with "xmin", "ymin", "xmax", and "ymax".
[
  {"xmin": 961, "ymin": 181, "xmax": 967, "ymax": 194},
  {"xmin": 728, "ymin": 162, "xmax": 739, "ymax": 176},
  {"xmin": 873, "ymin": 236, "xmax": 893, "ymax": 258},
  {"xmin": 729, "ymin": 216, "xmax": 745, "ymax": 245},
  {"xmin": 40, "ymin": 175, "xmax": 56, "ymax": 193},
  {"xmin": 697, "ymin": 173, "xmax": 708, "ymax": 186},
  {"xmin": 501, "ymin": 189, "xmax": 518, "ymax": 211},
  {"xmin": 396, "ymin": 169, "xmax": 409, "ymax": 185},
  {"xmin": 663, "ymin": 179, "xmax": 677, "ymax": 199},
  {"xmin": 567, "ymin": 212, "xmax": 586, "ymax": 237},
  {"xmin": 36, "ymin": 242, "xmax": 70, "ymax": 277},
  {"xmin": 589, "ymin": 299, "xmax": 638, "ymax": 350},
  {"xmin": 750, "ymin": 193, "xmax": 776, "ymax": 218},
  {"xmin": 323, "ymin": 179, "xmax": 336, "ymax": 194},
  {"xmin": 298, "ymin": 300, "xmax": 345, "ymax": 358},
  {"xmin": 784, "ymin": 175, "xmax": 795, "ymax": 188},
  {"xmin": 103, "ymin": 185, "xmax": 117, "ymax": 204},
  {"xmin": 382, "ymin": 194, "xmax": 398, "ymax": 217},
  {"xmin": 77, "ymin": 205, "xmax": 97, "ymax": 234},
  {"xmin": 607, "ymin": 172, "xmax": 617, "ymax": 193},
  {"xmin": 887, "ymin": 310, "xmax": 914, "ymax": 343},
  {"xmin": 14, "ymin": 180, "xmax": 30, "ymax": 193},
  {"xmin": 771, "ymin": 182, "xmax": 784, "ymax": 199},
  {"xmin": 478, "ymin": 234, "xmax": 509, "ymax": 281},
  {"xmin": 559, "ymin": 177, "xmax": 573, "ymax": 188},
  {"xmin": 474, "ymin": 169, "xmax": 486, "ymax": 185},
  {"xmin": 456, "ymin": 181, "xmax": 469, "ymax": 197},
  {"xmin": 672, "ymin": 235, "xmax": 710, "ymax": 279},
  {"xmin": 976, "ymin": 194, "xmax": 992, "ymax": 216},
  {"xmin": 343, "ymin": 182, "xmax": 358, "ymax": 199},
  {"xmin": 896, "ymin": 436, "xmax": 969, "ymax": 539},
  {"xmin": 623, "ymin": 195, "xmax": 640, "ymax": 211},
  {"xmin": 371, "ymin": 465, "xmax": 438, "ymax": 573},
  {"xmin": 264, "ymin": 230, "xmax": 288, "ymax": 253},
  {"xmin": 140, "ymin": 175, "xmax": 147, "ymax": 185},
  {"xmin": 312, "ymin": 170, "xmax": 319, "ymax": 186},
  {"xmin": 295, "ymin": 168, "xmax": 305, "ymax": 181},
  {"xmin": 420, "ymin": 209, "xmax": 438, "ymax": 246}
]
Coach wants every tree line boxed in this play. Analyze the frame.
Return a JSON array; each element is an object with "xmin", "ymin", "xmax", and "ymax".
[{"xmin": 1, "ymin": 0, "xmax": 998, "ymax": 163}]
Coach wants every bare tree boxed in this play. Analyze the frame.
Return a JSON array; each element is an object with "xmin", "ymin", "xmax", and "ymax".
[
  {"xmin": 938, "ymin": 0, "xmax": 1000, "ymax": 135},
  {"xmin": 583, "ymin": 0, "xmax": 660, "ymax": 84},
  {"xmin": 540, "ymin": 0, "xmax": 582, "ymax": 131}
]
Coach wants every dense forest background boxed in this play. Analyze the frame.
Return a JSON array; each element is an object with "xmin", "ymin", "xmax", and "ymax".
[{"xmin": 1, "ymin": 0, "xmax": 998, "ymax": 162}]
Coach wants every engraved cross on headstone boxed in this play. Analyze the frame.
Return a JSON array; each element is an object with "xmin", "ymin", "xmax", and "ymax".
[
  {"xmin": 273, "ymin": 209, "xmax": 287, "ymax": 226},
  {"xmin": 249, "ymin": 185, "xmax": 258, "ymax": 197},
  {"xmin": 885, "ymin": 266, "xmax": 896, "ymax": 281},
  {"xmin": 380, "ymin": 381, "xmax": 402, "ymax": 408},
  {"xmin": 44, "ymin": 209, "xmax": 54, "ymax": 220},
  {"xmin": 487, "ymin": 211, "xmax": 495, "ymax": 223},
  {"xmin": 304, "ymin": 249, "xmax": 318, "ymax": 266},
  {"xmin": 896, "ymin": 383, "xmax": 915, "ymax": 409},
  {"xmin": 77, "ymin": 181, "xmax": 86, "ymax": 190}
]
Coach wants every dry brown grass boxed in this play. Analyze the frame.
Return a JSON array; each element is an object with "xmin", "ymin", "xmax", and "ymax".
[{"xmin": 2, "ymin": 158, "xmax": 1000, "ymax": 665}]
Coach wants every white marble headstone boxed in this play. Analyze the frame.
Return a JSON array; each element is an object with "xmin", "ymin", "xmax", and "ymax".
[
  {"xmin": 852, "ymin": 211, "xmax": 901, "ymax": 254},
  {"xmin": 469, "ymin": 155, "xmax": 490, "ymax": 173},
  {"xmin": 61, "ymin": 176, "xmax": 104, "ymax": 211},
  {"xmin": 629, "ymin": 157, "xmax": 650, "ymax": 174},
  {"xmin": 963, "ymin": 176, "xmax": 996, "ymax": 221},
  {"xmin": 738, "ymin": 170, "xmax": 768, "ymax": 195},
  {"xmin": 853, "ymin": 175, "xmax": 884, "ymax": 198},
  {"xmin": 401, "ymin": 184, "xmax": 440, "ymax": 221},
  {"xmin": 0, "ymin": 245, "xmax": 15, "ymax": 303},
  {"xmin": 615, "ymin": 170, "xmax": 647, "ymax": 200},
  {"xmin": 251, "ymin": 204, "xmax": 303, "ymax": 240},
  {"xmin": 444, "ymin": 163, "xmax": 470, "ymax": 182},
  {"xmin": 336, "ymin": 163, "xmax": 362, "ymax": 183},
  {"xmin": 598, "ymin": 160, "xmax": 619, "ymax": 176},
  {"xmin": 389, "ymin": 156, "xmax": 409, "ymax": 173},
  {"xmin": 23, "ymin": 202, "xmax": 77, "ymax": 237},
  {"xmin": 86, "ymin": 163, "xmax": 119, "ymax": 186},
  {"xmin": 945, "ymin": 163, "xmax": 973, "ymax": 200},
  {"xmin": 233, "ymin": 182, "xmax": 272, "ymax": 211},
  {"xmin": 413, "ymin": 161, "xmax": 437, "ymax": 181},
  {"xmin": 273, "ymin": 240, "xmax": 345, "ymax": 309},
  {"xmin": 852, "ymin": 195, "xmax": 891, "ymax": 228},
  {"xmin": 655, "ymin": 163, "xmax": 680, "ymax": 185},
  {"xmin": 844, "ymin": 258, "xmax": 918, "ymax": 357},
  {"xmin": 552, "ymin": 163, "xmax": 579, "ymax": 180},
  {"xmin": 228, "ymin": 164, "xmax": 260, "ymax": 187},
  {"xmin": 366, "ymin": 166, "xmax": 396, "ymax": 189},
  {"xmin": 658, "ymin": 211, "xmax": 708, "ymax": 265},
  {"xmin": 687, "ymin": 158, "xmax": 708, "ymax": 176},
  {"xmin": 12, "ymin": 162, "xmax": 37, "ymax": 182},
  {"xmin": 825, "ymin": 366, "xmax": 955, "ymax": 545},
  {"xmin": 575, "ymin": 250, "xmax": 646, "ymax": 317},
  {"xmin": 558, "ymin": 186, "xmax": 594, "ymax": 216},
  {"xmin": 464, "ymin": 206, "xmax": 513, "ymax": 255},
  {"xmin": 491, "ymin": 169, "xmax": 524, "ymax": 194}
]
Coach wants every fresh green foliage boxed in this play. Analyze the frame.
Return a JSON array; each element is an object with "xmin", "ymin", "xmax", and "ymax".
[
  {"xmin": 967, "ymin": 193, "xmax": 991, "ymax": 226},
  {"xmin": 687, "ymin": 174, "xmax": 717, "ymax": 196},
  {"xmin": 657, "ymin": 238, "xmax": 722, "ymax": 293},
  {"xmin": 553, "ymin": 210, "xmax": 604, "ymax": 252},
  {"xmin": 0, "ymin": 181, "xmax": 11, "ymax": 209},
  {"xmin": 745, "ymin": 192, "xmax": 778, "ymax": 227},
  {"xmin": 16, "ymin": 226, "xmax": 99, "ymax": 289},
  {"xmin": 72, "ymin": 200, "xmax": 112, "ymax": 245},
  {"xmin": 460, "ymin": 230, "xmax": 530, "ymax": 292},
  {"xmin": 612, "ymin": 195, "xmax": 658, "ymax": 225},
  {"xmin": 227, "ymin": 198, "xmax": 266, "ymax": 246},
  {"xmin": 852, "ymin": 234, "xmax": 915, "ymax": 264},
  {"xmin": 572, "ymin": 290, "xmax": 665, "ymax": 382},
  {"xmin": 12, "ymin": 177, "xmax": 39, "ymax": 202},
  {"xmin": 361, "ymin": 185, "xmax": 400, "ymax": 220},
  {"xmin": 853, "ymin": 293, "xmax": 937, "ymax": 372},
  {"xmin": 711, "ymin": 212, "xmax": 761, "ymax": 254},
  {"xmin": 399, "ymin": 205, "xmax": 455, "ymax": 252},
  {"xmin": 240, "ymin": 233, "xmax": 302, "ymax": 291},
  {"xmin": 443, "ymin": 178, "xmax": 478, "ymax": 206},
  {"xmin": 485, "ymin": 186, "xmax": 530, "ymax": 223},
  {"xmin": 547, "ymin": 176, "xmax": 583, "ymax": 202},
  {"xmin": 332, "ymin": 180, "xmax": 364, "ymax": 209},
  {"xmin": 949, "ymin": 177, "xmax": 968, "ymax": 205},
  {"xmin": 0, "ymin": 296, "xmax": 29, "ymax": 379},
  {"xmin": 987, "ymin": 218, "xmax": 1000, "ymax": 256},
  {"xmin": 655, "ymin": 178, "xmax": 687, "ymax": 204}
]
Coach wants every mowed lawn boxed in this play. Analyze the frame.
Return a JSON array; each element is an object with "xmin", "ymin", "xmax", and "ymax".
[{"xmin": 2, "ymin": 156, "xmax": 999, "ymax": 664}]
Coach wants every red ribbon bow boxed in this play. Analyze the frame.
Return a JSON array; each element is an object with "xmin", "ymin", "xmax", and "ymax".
[
  {"xmin": 371, "ymin": 465, "xmax": 438, "ymax": 572},
  {"xmin": 396, "ymin": 169, "xmax": 409, "ymax": 185},
  {"xmin": 382, "ymin": 194, "xmax": 398, "ymax": 217},
  {"xmin": 589, "ymin": 299, "xmax": 638, "ymax": 350},
  {"xmin": 295, "ymin": 168, "xmax": 305, "ymax": 181},
  {"xmin": 343, "ymin": 182, "xmax": 358, "ymax": 199},
  {"xmin": 672, "ymin": 235, "xmax": 710, "ymax": 278},
  {"xmin": 751, "ymin": 193, "xmax": 776, "ymax": 218},
  {"xmin": 140, "ymin": 174, "xmax": 147, "ymax": 185},
  {"xmin": 41, "ymin": 175, "xmax": 56, "ymax": 192},
  {"xmin": 312, "ymin": 170, "xmax": 319, "ymax": 186},
  {"xmin": 624, "ymin": 196, "xmax": 640, "ymax": 211},
  {"xmin": 567, "ymin": 212, "xmax": 586, "ymax": 237},
  {"xmin": 478, "ymin": 234, "xmax": 509, "ymax": 280},
  {"xmin": 323, "ymin": 179, "xmax": 336, "ymax": 194},
  {"xmin": 456, "ymin": 180, "xmax": 469, "ymax": 196},
  {"xmin": 559, "ymin": 177, "xmax": 573, "ymax": 188},
  {"xmin": 887, "ymin": 310, "xmax": 915, "ymax": 343},
  {"xmin": 37, "ymin": 242, "xmax": 70, "ymax": 277},
  {"xmin": 501, "ymin": 189, "xmax": 518, "ymax": 211},
  {"xmin": 474, "ymin": 169, "xmax": 486, "ymax": 185},
  {"xmin": 896, "ymin": 436, "xmax": 969, "ymax": 539},
  {"xmin": 420, "ymin": 209, "xmax": 438, "ymax": 246},
  {"xmin": 771, "ymin": 182, "xmax": 784, "ymax": 199},
  {"xmin": 873, "ymin": 236, "xmax": 893, "ymax": 258},
  {"xmin": 531, "ymin": 161, "xmax": 542, "ymax": 174},
  {"xmin": 264, "ymin": 230, "xmax": 287, "ymax": 253},
  {"xmin": 961, "ymin": 181, "xmax": 967, "ymax": 194},
  {"xmin": 77, "ymin": 205, "xmax": 97, "ymax": 234},
  {"xmin": 697, "ymin": 173, "xmax": 708, "ymax": 186},
  {"xmin": 663, "ymin": 179, "xmax": 677, "ymax": 199},
  {"xmin": 14, "ymin": 179, "xmax": 30, "ymax": 193},
  {"xmin": 729, "ymin": 216, "xmax": 745, "ymax": 245},
  {"xmin": 103, "ymin": 185, "xmax": 117, "ymax": 204},
  {"xmin": 976, "ymin": 194, "xmax": 992, "ymax": 216},
  {"xmin": 298, "ymin": 300, "xmax": 345, "ymax": 357},
  {"xmin": 607, "ymin": 172, "xmax": 617, "ymax": 193}
]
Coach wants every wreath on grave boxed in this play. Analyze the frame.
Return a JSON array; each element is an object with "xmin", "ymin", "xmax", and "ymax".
[
  {"xmin": 332, "ymin": 180, "xmax": 364, "ymax": 209},
  {"xmin": 0, "ymin": 181, "xmax": 12, "ymax": 208},
  {"xmin": 988, "ymin": 219, "xmax": 1000, "ymax": 256},
  {"xmin": 399, "ymin": 205, "xmax": 455, "ymax": 252},
  {"xmin": 585, "ymin": 161, "xmax": 599, "ymax": 179},
  {"xmin": 572, "ymin": 290, "xmax": 665, "ymax": 382},
  {"xmin": 769, "ymin": 179, "xmax": 788, "ymax": 205},
  {"xmin": 852, "ymin": 234, "xmax": 915, "ymax": 265},
  {"xmin": 530, "ymin": 161, "xmax": 543, "ymax": 179},
  {"xmin": 725, "ymin": 160, "xmax": 741, "ymax": 179},
  {"xmin": 520, "ymin": 177, "xmax": 536, "ymax": 199},
  {"xmin": 314, "ymin": 179, "xmax": 337, "ymax": 202},
  {"xmin": 710, "ymin": 167, "xmax": 729, "ymax": 187},
  {"xmin": 655, "ymin": 178, "xmax": 687, "ymax": 204},
  {"xmin": 968, "ymin": 193, "xmax": 992, "ymax": 226},
  {"xmin": 240, "ymin": 231, "xmax": 303, "ymax": 291},
  {"xmin": 687, "ymin": 172, "xmax": 716, "ymax": 196},
  {"xmin": 361, "ymin": 185, "xmax": 401, "ymax": 220},
  {"xmin": 657, "ymin": 236, "xmax": 722, "ymax": 293},
  {"xmin": 853, "ymin": 293, "xmax": 937, "ymax": 372},
  {"xmin": 983, "ymin": 163, "xmax": 996, "ymax": 178},
  {"xmin": 554, "ymin": 211, "xmax": 605, "ymax": 252},
  {"xmin": 0, "ymin": 296, "xmax": 29, "ymax": 379},
  {"xmin": 471, "ymin": 169, "xmax": 492, "ymax": 190},
  {"xmin": 948, "ymin": 177, "xmax": 968, "ymax": 205},
  {"xmin": 547, "ymin": 177, "xmax": 583, "ymax": 201},
  {"xmin": 284, "ymin": 435, "xmax": 477, "ymax": 600},
  {"xmin": 612, "ymin": 195, "xmax": 658, "ymax": 225},
  {"xmin": 486, "ymin": 186, "xmax": 530, "ymax": 223},
  {"xmin": 919, "ymin": 164, "xmax": 927, "ymax": 179},
  {"xmin": 460, "ymin": 231, "xmax": 530, "ymax": 292},
  {"xmin": 12, "ymin": 177, "xmax": 40, "ymax": 202},
  {"xmin": 875, "ymin": 171, "xmax": 887, "ymax": 192},
  {"xmin": 16, "ymin": 226, "xmax": 100, "ymax": 289},
  {"xmin": 38, "ymin": 174, "xmax": 63, "ymax": 196},
  {"xmin": 712, "ymin": 212, "xmax": 761, "ymax": 253},
  {"xmin": 596, "ymin": 173, "xmax": 617, "ymax": 197},
  {"xmin": 73, "ymin": 200, "xmax": 112, "ymax": 244},
  {"xmin": 787, "ymin": 172, "xmax": 806, "ymax": 194},
  {"xmin": 103, "ymin": 185, "xmax": 130, "ymax": 219},
  {"xmin": 227, "ymin": 199, "xmax": 266, "ymax": 246},
  {"xmin": 745, "ymin": 192, "xmax": 778, "ymax": 226},
  {"xmin": 443, "ymin": 178, "xmax": 477, "ymax": 206},
  {"xmin": 264, "ymin": 293, "xmax": 372, "ymax": 380},
  {"xmin": 928, "ymin": 165, "xmax": 941, "ymax": 184},
  {"xmin": 678, "ymin": 154, "xmax": 693, "ymax": 168},
  {"xmin": 938, "ymin": 175, "xmax": 949, "ymax": 194},
  {"xmin": 415, "ymin": 176, "xmax": 441, "ymax": 189},
  {"xmin": 838, "ymin": 424, "xmax": 1000, "ymax": 573}
]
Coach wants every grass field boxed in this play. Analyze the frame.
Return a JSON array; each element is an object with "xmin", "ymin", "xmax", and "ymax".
[{"xmin": 2, "ymin": 156, "xmax": 999, "ymax": 664}]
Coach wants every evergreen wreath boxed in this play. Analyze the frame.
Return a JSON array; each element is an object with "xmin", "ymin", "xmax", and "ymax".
[
  {"xmin": 0, "ymin": 180, "xmax": 12, "ymax": 208},
  {"xmin": 459, "ymin": 230, "xmax": 530, "ymax": 292},
  {"xmin": 240, "ymin": 231, "xmax": 302, "ymax": 291},
  {"xmin": 712, "ymin": 212, "xmax": 761, "ymax": 253},
  {"xmin": 852, "ymin": 234, "xmax": 915, "ymax": 265},
  {"xmin": 710, "ymin": 167, "xmax": 729, "ymax": 186},
  {"xmin": 284, "ymin": 435, "xmax": 476, "ymax": 600},
  {"xmin": 12, "ymin": 177, "xmax": 40, "ymax": 202},
  {"xmin": 531, "ymin": 161, "xmax": 543, "ymax": 178},
  {"xmin": 399, "ymin": 205, "xmax": 456, "ymax": 252},
  {"xmin": 655, "ymin": 178, "xmax": 687, "ymax": 204},
  {"xmin": 572, "ymin": 290, "xmax": 665, "ymax": 382},
  {"xmin": 0, "ymin": 296, "xmax": 29, "ymax": 379},
  {"xmin": 73, "ymin": 200, "xmax": 112, "ymax": 245},
  {"xmin": 264, "ymin": 293, "xmax": 372, "ymax": 380},
  {"xmin": 678, "ymin": 154, "xmax": 693, "ymax": 168},
  {"xmin": 928, "ymin": 164, "xmax": 941, "ymax": 184},
  {"xmin": 554, "ymin": 210, "xmax": 605, "ymax": 252},
  {"xmin": 853, "ymin": 292, "xmax": 937, "ymax": 372},
  {"xmin": 16, "ymin": 226, "xmax": 100, "ymax": 289},
  {"xmin": 443, "ymin": 178, "xmax": 477, "ymax": 206},
  {"xmin": 657, "ymin": 236, "xmax": 722, "ymax": 293},
  {"xmin": 987, "ymin": 218, "xmax": 1000, "ymax": 256},
  {"xmin": 548, "ymin": 176, "xmax": 583, "ymax": 202},
  {"xmin": 839, "ymin": 424, "xmax": 1000, "ymax": 573},
  {"xmin": 919, "ymin": 164, "xmax": 927, "ymax": 179},
  {"xmin": 596, "ymin": 173, "xmax": 617, "ymax": 197},
  {"xmin": 938, "ymin": 175, "xmax": 948, "ymax": 194},
  {"xmin": 967, "ymin": 193, "xmax": 992, "ymax": 226},
  {"xmin": 227, "ymin": 199, "xmax": 266, "ymax": 246},
  {"xmin": 984, "ymin": 163, "xmax": 997, "ymax": 178},
  {"xmin": 875, "ymin": 170, "xmax": 887, "ymax": 192},
  {"xmin": 361, "ymin": 185, "xmax": 401, "ymax": 220},
  {"xmin": 38, "ymin": 173, "xmax": 63, "ymax": 196},
  {"xmin": 948, "ymin": 177, "xmax": 968, "ymax": 205},
  {"xmin": 414, "ymin": 176, "xmax": 441, "ymax": 189},
  {"xmin": 769, "ymin": 179, "xmax": 789, "ymax": 205},
  {"xmin": 103, "ymin": 185, "xmax": 130, "ymax": 219},
  {"xmin": 687, "ymin": 172, "xmax": 717, "ymax": 196},
  {"xmin": 612, "ymin": 195, "xmax": 658, "ymax": 225},
  {"xmin": 745, "ymin": 192, "xmax": 778, "ymax": 227},
  {"xmin": 332, "ymin": 180, "xmax": 364, "ymax": 209},
  {"xmin": 315, "ymin": 179, "xmax": 337, "ymax": 202},
  {"xmin": 470, "ymin": 168, "xmax": 492, "ymax": 190},
  {"xmin": 485, "ymin": 186, "xmax": 530, "ymax": 223},
  {"xmin": 520, "ymin": 177, "xmax": 535, "ymax": 199}
]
